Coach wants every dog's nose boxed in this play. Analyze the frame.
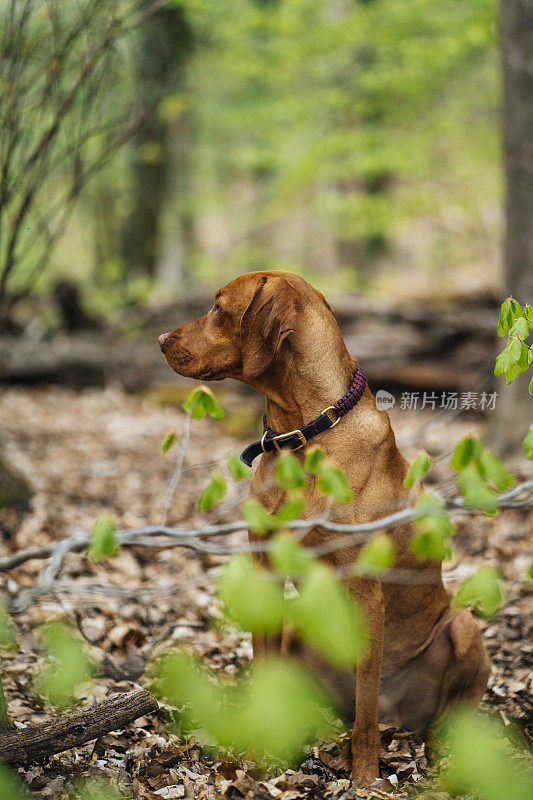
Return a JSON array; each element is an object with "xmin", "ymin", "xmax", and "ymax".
[{"xmin": 158, "ymin": 331, "xmax": 171, "ymax": 347}]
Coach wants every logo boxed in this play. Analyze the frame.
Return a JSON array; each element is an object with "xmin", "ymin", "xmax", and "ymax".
[{"xmin": 375, "ymin": 390, "xmax": 395, "ymax": 410}]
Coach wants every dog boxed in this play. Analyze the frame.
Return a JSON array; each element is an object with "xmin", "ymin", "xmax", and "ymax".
[{"xmin": 159, "ymin": 270, "xmax": 490, "ymax": 786}]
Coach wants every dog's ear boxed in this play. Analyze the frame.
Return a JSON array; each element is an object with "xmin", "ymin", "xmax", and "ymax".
[{"xmin": 240, "ymin": 276, "xmax": 299, "ymax": 379}]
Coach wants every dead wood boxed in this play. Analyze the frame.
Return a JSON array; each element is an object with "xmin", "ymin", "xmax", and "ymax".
[{"xmin": 0, "ymin": 688, "xmax": 158, "ymax": 765}]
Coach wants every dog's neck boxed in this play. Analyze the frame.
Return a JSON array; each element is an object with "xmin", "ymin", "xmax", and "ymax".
[{"xmin": 252, "ymin": 335, "xmax": 356, "ymax": 433}]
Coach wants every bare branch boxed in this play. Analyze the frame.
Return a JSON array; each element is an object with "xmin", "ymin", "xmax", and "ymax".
[{"xmin": 3, "ymin": 478, "xmax": 532, "ymax": 612}]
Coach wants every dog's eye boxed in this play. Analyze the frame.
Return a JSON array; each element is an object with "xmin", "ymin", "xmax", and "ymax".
[{"xmin": 213, "ymin": 302, "xmax": 220, "ymax": 313}]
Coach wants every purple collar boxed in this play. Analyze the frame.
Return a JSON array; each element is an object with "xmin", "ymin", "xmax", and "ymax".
[{"xmin": 240, "ymin": 366, "xmax": 366, "ymax": 466}]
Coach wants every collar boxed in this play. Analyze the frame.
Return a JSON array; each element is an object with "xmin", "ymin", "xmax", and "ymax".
[{"xmin": 240, "ymin": 365, "xmax": 366, "ymax": 467}]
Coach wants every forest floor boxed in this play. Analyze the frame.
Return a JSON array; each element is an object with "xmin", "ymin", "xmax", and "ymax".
[{"xmin": 0, "ymin": 385, "xmax": 531, "ymax": 800}]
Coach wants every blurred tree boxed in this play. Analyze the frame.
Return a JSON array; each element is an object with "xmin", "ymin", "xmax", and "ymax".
[
  {"xmin": 0, "ymin": 0, "xmax": 146, "ymax": 326},
  {"xmin": 183, "ymin": 0, "xmax": 497, "ymax": 283},
  {"xmin": 121, "ymin": 2, "xmax": 194, "ymax": 283},
  {"xmin": 489, "ymin": 0, "xmax": 533, "ymax": 456}
]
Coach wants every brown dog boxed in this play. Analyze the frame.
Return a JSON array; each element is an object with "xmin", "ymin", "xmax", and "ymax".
[{"xmin": 159, "ymin": 271, "xmax": 490, "ymax": 786}]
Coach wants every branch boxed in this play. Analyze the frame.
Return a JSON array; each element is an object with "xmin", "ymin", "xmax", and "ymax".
[
  {"xmin": 0, "ymin": 688, "xmax": 158, "ymax": 765},
  {"xmin": 2, "ymin": 479, "xmax": 532, "ymax": 575},
  {"xmin": 2, "ymin": 479, "xmax": 532, "ymax": 612}
]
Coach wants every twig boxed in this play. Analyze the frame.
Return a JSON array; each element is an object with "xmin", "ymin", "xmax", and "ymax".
[
  {"xmin": 2, "ymin": 478, "xmax": 532, "ymax": 575},
  {"xmin": 2, "ymin": 478, "xmax": 531, "ymax": 613},
  {"xmin": 159, "ymin": 415, "xmax": 191, "ymax": 524}
]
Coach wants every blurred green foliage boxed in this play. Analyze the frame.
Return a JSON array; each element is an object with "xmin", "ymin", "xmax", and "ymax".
[
  {"xmin": 439, "ymin": 708, "xmax": 533, "ymax": 800},
  {"xmin": 453, "ymin": 565, "xmax": 504, "ymax": 618},
  {"xmin": 73, "ymin": 780, "xmax": 126, "ymax": 800},
  {"xmin": 155, "ymin": 650, "xmax": 332, "ymax": 763},
  {"xmin": 0, "ymin": 765, "xmax": 27, "ymax": 800},
  {"xmin": 1, "ymin": 0, "xmax": 500, "ymax": 306},
  {"xmin": 177, "ymin": 0, "xmax": 498, "ymax": 284},
  {"xmin": 88, "ymin": 516, "xmax": 120, "ymax": 562},
  {"xmin": 160, "ymin": 431, "xmax": 177, "ymax": 454},
  {"xmin": 0, "ymin": 601, "xmax": 17, "ymax": 652},
  {"xmin": 219, "ymin": 554, "xmax": 285, "ymax": 633},
  {"xmin": 227, "ymin": 452, "xmax": 252, "ymax": 481},
  {"xmin": 182, "ymin": 386, "xmax": 225, "ymax": 420},
  {"xmin": 33, "ymin": 622, "xmax": 94, "ymax": 708},
  {"xmin": 197, "ymin": 471, "xmax": 227, "ymax": 509},
  {"xmin": 404, "ymin": 450, "xmax": 431, "ymax": 488}
]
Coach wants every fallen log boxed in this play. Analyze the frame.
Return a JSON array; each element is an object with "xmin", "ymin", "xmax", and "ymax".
[{"xmin": 0, "ymin": 688, "xmax": 158, "ymax": 765}]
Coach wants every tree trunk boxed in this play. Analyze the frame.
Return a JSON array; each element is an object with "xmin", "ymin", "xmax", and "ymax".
[
  {"xmin": 121, "ymin": 5, "xmax": 194, "ymax": 280},
  {"xmin": 489, "ymin": 0, "xmax": 533, "ymax": 456}
]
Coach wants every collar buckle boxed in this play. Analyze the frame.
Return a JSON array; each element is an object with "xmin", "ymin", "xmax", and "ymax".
[
  {"xmin": 321, "ymin": 406, "xmax": 340, "ymax": 428},
  {"xmin": 272, "ymin": 429, "xmax": 307, "ymax": 453}
]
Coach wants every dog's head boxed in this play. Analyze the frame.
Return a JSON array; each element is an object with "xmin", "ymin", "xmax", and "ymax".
[{"xmin": 159, "ymin": 271, "xmax": 335, "ymax": 383}]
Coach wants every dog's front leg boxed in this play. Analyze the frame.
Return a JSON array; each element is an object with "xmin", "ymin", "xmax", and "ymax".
[
  {"xmin": 249, "ymin": 534, "xmax": 283, "ymax": 661},
  {"xmin": 350, "ymin": 578, "xmax": 384, "ymax": 787}
]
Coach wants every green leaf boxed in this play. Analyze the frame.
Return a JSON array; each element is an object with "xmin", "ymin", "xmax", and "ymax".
[
  {"xmin": 304, "ymin": 446, "xmax": 326, "ymax": 474},
  {"xmin": 440, "ymin": 708, "xmax": 532, "ymax": 800},
  {"xmin": 155, "ymin": 650, "xmax": 229, "ymax": 745},
  {"xmin": 276, "ymin": 493, "xmax": 305, "ymax": 522},
  {"xmin": 412, "ymin": 493, "xmax": 455, "ymax": 561},
  {"xmin": 528, "ymin": 559, "xmax": 533, "ymax": 581},
  {"xmin": 0, "ymin": 764, "xmax": 27, "ymax": 800},
  {"xmin": 227, "ymin": 452, "xmax": 251, "ymax": 481},
  {"xmin": 269, "ymin": 532, "xmax": 314, "ymax": 576},
  {"xmin": 509, "ymin": 298, "xmax": 523, "ymax": 319},
  {"xmin": 34, "ymin": 623, "xmax": 94, "ymax": 708},
  {"xmin": 242, "ymin": 499, "xmax": 278, "ymax": 534},
  {"xmin": 530, "ymin": 375, "xmax": 533, "ymax": 396},
  {"xmin": 290, "ymin": 564, "xmax": 367, "ymax": 669},
  {"xmin": 316, "ymin": 462, "xmax": 353, "ymax": 502},
  {"xmin": 182, "ymin": 386, "xmax": 224, "ymax": 420},
  {"xmin": 218, "ymin": 555, "xmax": 284, "ymax": 634},
  {"xmin": 525, "ymin": 304, "xmax": 533, "ymax": 326},
  {"xmin": 509, "ymin": 316, "xmax": 529, "ymax": 340},
  {"xmin": 516, "ymin": 339, "xmax": 530, "ymax": 371},
  {"xmin": 202, "ymin": 388, "xmax": 225, "ymax": 420},
  {"xmin": 497, "ymin": 298, "xmax": 512, "ymax": 337},
  {"xmin": 503, "ymin": 360, "xmax": 523, "ymax": 385},
  {"xmin": 88, "ymin": 516, "xmax": 119, "ymax": 562},
  {"xmin": 197, "ymin": 472, "xmax": 226, "ymax": 511},
  {"xmin": 456, "ymin": 464, "xmax": 499, "ymax": 513},
  {"xmin": 275, "ymin": 452, "xmax": 307, "ymax": 490},
  {"xmin": 404, "ymin": 450, "xmax": 431, "ymax": 488},
  {"xmin": 450, "ymin": 435, "xmax": 481, "ymax": 471},
  {"xmin": 494, "ymin": 344, "xmax": 513, "ymax": 378},
  {"xmin": 75, "ymin": 778, "xmax": 126, "ymax": 800},
  {"xmin": 453, "ymin": 566, "xmax": 503, "ymax": 618},
  {"xmin": 414, "ymin": 491, "xmax": 449, "ymax": 519},
  {"xmin": 411, "ymin": 518, "xmax": 453, "ymax": 561},
  {"xmin": 236, "ymin": 658, "xmax": 332, "ymax": 763},
  {"xmin": 354, "ymin": 534, "xmax": 395, "ymax": 576},
  {"xmin": 477, "ymin": 449, "xmax": 513, "ymax": 492},
  {"xmin": 523, "ymin": 426, "xmax": 533, "ymax": 459},
  {"xmin": 0, "ymin": 602, "xmax": 16, "ymax": 651},
  {"xmin": 160, "ymin": 431, "xmax": 176, "ymax": 454},
  {"xmin": 510, "ymin": 336, "xmax": 523, "ymax": 364}
]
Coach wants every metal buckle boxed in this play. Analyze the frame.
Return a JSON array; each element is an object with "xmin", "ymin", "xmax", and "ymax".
[
  {"xmin": 272, "ymin": 429, "xmax": 307, "ymax": 453},
  {"xmin": 321, "ymin": 406, "xmax": 340, "ymax": 428}
]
